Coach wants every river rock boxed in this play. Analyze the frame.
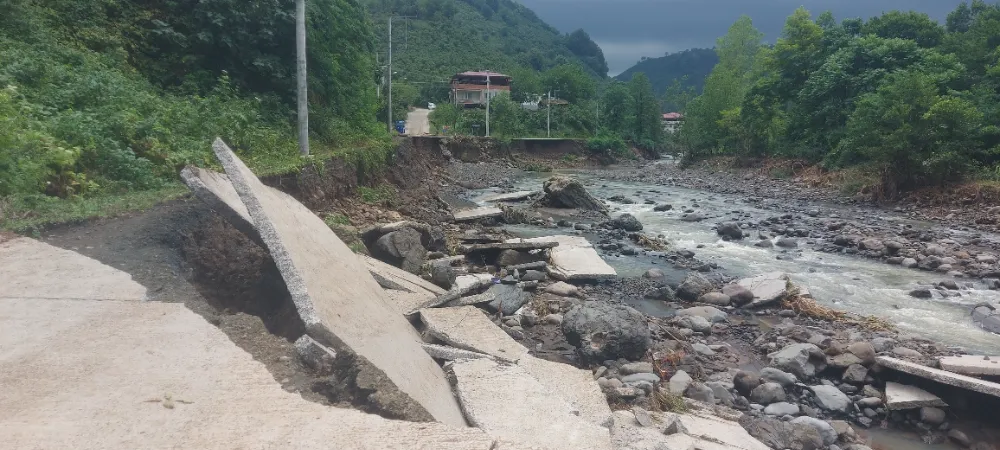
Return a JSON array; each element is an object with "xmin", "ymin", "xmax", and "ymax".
[
  {"xmin": 705, "ymin": 381, "xmax": 735, "ymax": 406},
  {"xmin": 520, "ymin": 270, "xmax": 546, "ymax": 282},
  {"xmin": 485, "ymin": 284, "xmax": 530, "ymax": 315},
  {"xmin": 542, "ymin": 176, "xmax": 608, "ymax": 213},
  {"xmin": 699, "ymin": 292, "xmax": 732, "ymax": 306},
  {"xmin": 544, "ymin": 281, "xmax": 579, "ymax": 297},
  {"xmin": 972, "ymin": 304, "xmax": 1000, "ymax": 334},
  {"xmin": 677, "ymin": 306, "xmax": 728, "ymax": 323},
  {"xmin": 909, "ymin": 289, "xmax": 933, "ymax": 299},
  {"xmin": 769, "ymin": 343, "xmax": 826, "ymax": 379},
  {"xmin": 643, "ymin": 268, "xmax": 664, "ymax": 279},
  {"xmin": 842, "ymin": 364, "xmax": 868, "ymax": 384},
  {"xmin": 663, "ymin": 370, "xmax": 691, "ymax": 396},
  {"xmin": 620, "ymin": 362, "xmax": 655, "ymax": 375},
  {"xmin": 654, "ymin": 204, "xmax": 672, "ymax": 212},
  {"xmin": 891, "ymin": 347, "xmax": 924, "ymax": 358},
  {"xmin": 691, "ymin": 342, "xmax": 716, "ymax": 355},
  {"xmin": 760, "ymin": 367, "xmax": 798, "ymax": 387},
  {"xmin": 677, "ymin": 273, "xmax": 714, "ymax": 301},
  {"xmin": 720, "ymin": 285, "xmax": 752, "ymax": 307},
  {"xmin": 428, "ymin": 262, "xmax": 456, "ymax": 289},
  {"xmin": 776, "ymin": 237, "xmax": 799, "ymax": 248},
  {"xmin": 948, "ymin": 430, "xmax": 972, "ymax": 447},
  {"xmin": 562, "ymin": 303, "xmax": 650, "ymax": 363},
  {"xmin": 920, "ymin": 407, "xmax": 947, "ymax": 425},
  {"xmin": 871, "ymin": 337, "xmax": 897, "ymax": 353},
  {"xmin": 847, "ymin": 342, "xmax": 877, "ymax": 366},
  {"xmin": 765, "ymin": 402, "xmax": 800, "ymax": 416},
  {"xmin": 902, "ymin": 258, "xmax": 919, "ymax": 268},
  {"xmin": 717, "ymin": 222, "xmax": 744, "ymax": 240},
  {"xmin": 740, "ymin": 416, "xmax": 824, "ymax": 450},
  {"xmin": 738, "ymin": 272, "xmax": 790, "ymax": 307},
  {"xmin": 750, "ymin": 382, "xmax": 787, "ymax": 405},
  {"xmin": 685, "ymin": 382, "xmax": 715, "ymax": 403},
  {"xmin": 734, "ymin": 371, "xmax": 761, "ymax": 396},
  {"xmin": 810, "ymin": 385, "xmax": 851, "ymax": 412},
  {"xmin": 859, "ymin": 239, "xmax": 885, "ymax": 253},
  {"xmin": 373, "ymin": 228, "xmax": 428, "ymax": 274},
  {"xmin": 608, "ymin": 213, "xmax": 643, "ymax": 232},
  {"xmin": 675, "ymin": 315, "xmax": 712, "ymax": 333},
  {"xmin": 791, "ymin": 417, "xmax": 838, "ymax": 446}
]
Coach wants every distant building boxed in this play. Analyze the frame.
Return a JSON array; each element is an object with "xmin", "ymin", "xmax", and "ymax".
[
  {"xmin": 450, "ymin": 71, "xmax": 511, "ymax": 107},
  {"xmin": 662, "ymin": 112, "xmax": 683, "ymax": 133}
]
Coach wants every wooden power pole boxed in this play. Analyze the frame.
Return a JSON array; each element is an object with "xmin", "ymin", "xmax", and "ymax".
[{"xmin": 296, "ymin": 0, "xmax": 309, "ymax": 156}]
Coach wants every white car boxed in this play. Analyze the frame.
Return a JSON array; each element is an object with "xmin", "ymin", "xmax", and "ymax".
[{"xmin": 428, "ymin": 102, "xmax": 436, "ymax": 110}]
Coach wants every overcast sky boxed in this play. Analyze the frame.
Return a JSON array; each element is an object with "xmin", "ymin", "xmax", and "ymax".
[{"xmin": 517, "ymin": 0, "xmax": 968, "ymax": 75}]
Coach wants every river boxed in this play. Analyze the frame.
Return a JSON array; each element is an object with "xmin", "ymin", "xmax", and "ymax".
[{"xmin": 469, "ymin": 169, "xmax": 1000, "ymax": 355}]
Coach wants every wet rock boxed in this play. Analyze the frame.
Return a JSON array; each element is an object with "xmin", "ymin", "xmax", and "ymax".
[
  {"xmin": 644, "ymin": 285, "xmax": 676, "ymax": 301},
  {"xmin": 750, "ymin": 382, "xmax": 787, "ymax": 405},
  {"xmin": 734, "ymin": 371, "xmax": 761, "ymax": 397},
  {"xmin": 642, "ymin": 268, "xmax": 664, "ymax": 279},
  {"xmin": 891, "ymin": 347, "xmax": 924, "ymax": 358},
  {"xmin": 843, "ymin": 364, "xmax": 868, "ymax": 384},
  {"xmin": 740, "ymin": 416, "xmax": 824, "ymax": 450},
  {"xmin": 717, "ymin": 222, "xmax": 744, "ymax": 240},
  {"xmin": 791, "ymin": 416, "xmax": 838, "ymax": 446},
  {"xmin": 760, "ymin": 367, "xmax": 797, "ymax": 387},
  {"xmin": 940, "ymin": 280, "xmax": 960, "ymax": 290},
  {"xmin": 972, "ymin": 304, "xmax": 1000, "ymax": 334},
  {"xmin": 699, "ymin": 292, "xmax": 732, "ymax": 306},
  {"xmin": 562, "ymin": 303, "xmax": 651, "ymax": 363},
  {"xmin": 669, "ymin": 370, "xmax": 693, "ymax": 395},
  {"xmin": 520, "ymin": 270, "xmax": 547, "ymax": 282},
  {"xmin": 373, "ymin": 228, "xmax": 427, "ymax": 274},
  {"xmin": 769, "ymin": 343, "xmax": 826, "ymax": 379},
  {"xmin": 755, "ymin": 239, "xmax": 775, "ymax": 248},
  {"xmin": 765, "ymin": 402, "xmax": 801, "ymax": 416},
  {"xmin": 871, "ymin": 337, "xmax": 896, "ymax": 353},
  {"xmin": 681, "ymin": 213, "xmax": 706, "ymax": 222},
  {"xmin": 429, "ymin": 262, "xmax": 457, "ymax": 289},
  {"xmin": 909, "ymin": 289, "xmax": 933, "ymax": 299},
  {"xmin": 674, "ymin": 315, "xmax": 712, "ymax": 333},
  {"xmin": 608, "ymin": 213, "xmax": 643, "ymax": 232},
  {"xmin": 677, "ymin": 273, "xmax": 714, "ymax": 301},
  {"xmin": 776, "ymin": 237, "xmax": 799, "ymax": 248},
  {"xmin": 948, "ymin": 429, "xmax": 972, "ymax": 447},
  {"xmin": 685, "ymin": 382, "xmax": 715, "ymax": 403},
  {"xmin": 828, "ymin": 353, "xmax": 863, "ymax": 369},
  {"xmin": 902, "ymin": 258, "xmax": 919, "ymax": 268},
  {"xmin": 811, "ymin": 385, "xmax": 851, "ymax": 412},
  {"xmin": 722, "ymin": 284, "xmax": 754, "ymax": 306},
  {"xmin": 847, "ymin": 342, "xmax": 877, "ymax": 366},
  {"xmin": 496, "ymin": 249, "xmax": 522, "ymax": 267},
  {"xmin": 653, "ymin": 204, "xmax": 672, "ymax": 212},
  {"xmin": 542, "ymin": 176, "xmax": 608, "ymax": 213},
  {"xmin": 544, "ymin": 281, "xmax": 579, "ymax": 297},
  {"xmin": 621, "ymin": 373, "xmax": 660, "ymax": 385},
  {"xmin": 620, "ymin": 362, "xmax": 655, "ymax": 375},
  {"xmin": 485, "ymin": 284, "xmax": 530, "ymax": 315},
  {"xmin": 677, "ymin": 306, "xmax": 728, "ymax": 323},
  {"xmin": 738, "ymin": 272, "xmax": 790, "ymax": 307},
  {"xmin": 920, "ymin": 407, "xmax": 947, "ymax": 425},
  {"xmin": 859, "ymin": 239, "xmax": 885, "ymax": 252}
]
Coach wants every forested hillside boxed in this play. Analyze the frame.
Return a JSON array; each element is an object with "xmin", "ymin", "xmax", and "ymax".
[
  {"xmin": 363, "ymin": 0, "xmax": 608, "ymax": 101},
  {"xmin": 682, "ymin": 1, "xmax": 1000, "ymax": 197},
  {"xmin": 1, "ymin": 0, "xmax": 384, "ymax": 226},
  {"xmin": 615, "ymin": 48, "xmax": 718, "ymax": 112}
]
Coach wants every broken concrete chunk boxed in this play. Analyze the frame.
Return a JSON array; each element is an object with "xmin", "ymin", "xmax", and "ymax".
[
  {"xmin": 939, "ymin": 355, "xmax": 1000, "ymax": 376},
  {"xmin": 878, "ymin": 356, "xmax": 1000, "ymax": 400},
  {"xmin": 420, "ymin": 343, "xmax": 491, "ymax": 361},
  {"xmin": 884, "ymin": 382, "xmax": 948, "ymax": 410},
  {"xmin": 420, "ymin": 306, "xmax": 528, "ymax": 361},
  {"xmin": 294, "ymin": 335, "xmax": 337, "ymax": 374},
  {"xmin": 737, "ymin": 273, "xmax": 790, "ymax": 307},
  {"xmin": 509, "ymin": 236, "xmax": 616, "ymax": 281},
  {"xmin": 453, "ymin": 206, "xmax": 504, "ymax": 222},
  {"xmin": 459, "ymin": 240, "xmax": 559, "ymax": 254},
  {"xmin": 518, "ymin": 355, "xmax": 613, "ymax": 427},
  {"xmin": 481, "ymin": 190, "xmax": 538, "ymax": 203},
  {"xmin": 209, "ymin": 139, "xmax": 464, "ymax": 426},
  {"xmin": 449, "ymin": 358, "xmax": 613, "ymax": 450}
]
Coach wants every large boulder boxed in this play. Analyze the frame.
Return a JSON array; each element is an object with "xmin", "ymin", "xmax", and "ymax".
[
  {"xmin": 608, "ymin": 214, "xmax": 643, "ymax": 232},
  {"xmin": 562, "ymin": 303, "xmax": 651, "ymax": 363},
  {"xmin": 542, "ymin": 176, "xmax": 608, "ymax": 213},
  {"xmin": 717, "ymin": 222, "xmax": 744, "ymax": 240},
  {"xmin": 722, "ymin": 284, "xmax": 754, "ymax": 306},
  {"xmin": 373, "ymin": 228, "xmax": 427, "ymax": 274},
  {"xmin": 750, "ymin": 382, "xmax": 787, "ymax": 405},
  {"xmin": 738, "ymin": 273, "xmax": 789, "ymax": 307},
  {"xmin": 972, "ymin": 303, "xmax": 1000, "ymax": 334},
  {"xmin": 790, "ymin": 417, "xmax": 838, "ymax": 446},
  {"xmin": 810, "ymin": 385, "xmax": 851, "ymax": 412},
  {"xmin": 740, "ymin": 416, "xmax": 824, "ymax": 450},
  {"xmin": 768, "ymin": 343, "xmax": 827, "ymax": 379},
  {"xmin": 677, "ymin": 273, "xmax": 714, "ymax": 301}
]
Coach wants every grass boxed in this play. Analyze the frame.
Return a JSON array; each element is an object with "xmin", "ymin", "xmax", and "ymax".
[
  {"xmin": 357, "ymin": 185, "xmax": 397, "ymax": 205},
  {"xmin": 323, "ymin": 213, "xmax": 351, "ymax": 226},
  {"xmin": 0, "ymin": 183, "xmax": 188, "ymax": 233}
]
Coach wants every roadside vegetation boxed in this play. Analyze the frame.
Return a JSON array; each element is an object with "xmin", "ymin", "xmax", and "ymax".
[
  {"xmin": 680, "ymin": 1, "xmax": 1000, "ymax": 198},
  {"xmin": 0, "ymin": 0, "xmax": 389, "ymax": 231}
]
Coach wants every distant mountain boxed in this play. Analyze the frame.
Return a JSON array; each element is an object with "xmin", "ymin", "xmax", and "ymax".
[
  {"xmin": 615, "ymin": 48, "xmax": 718, "ymax": 111},
  {"xmin": 363, "ymin": 0, "xmax": 608, "ymax": 85}
]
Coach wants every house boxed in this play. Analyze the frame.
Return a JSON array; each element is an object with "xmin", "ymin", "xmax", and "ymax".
[
  {"xmin": 662, "ymin": 112, "xmax": 683, "ymax": 133},
  {"xmin": 450, "ymin": 71, "xmax": 511, "ymax": 107}
]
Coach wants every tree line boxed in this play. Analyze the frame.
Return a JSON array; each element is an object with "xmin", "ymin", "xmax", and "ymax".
[{"xmin": 681, "ymin": 1, "xmax": 1000, "ymax": 198}]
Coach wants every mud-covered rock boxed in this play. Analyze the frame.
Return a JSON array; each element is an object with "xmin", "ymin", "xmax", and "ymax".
[
  {"xmin": 677, "ymin": 273, "xmax": 714, "ymax": 301},
  {"xmin": 542, "ymin": 176, "xmax": 608, "ymax": 213},
  {"xmin": 562, "ymin": 303, "xmax": 651, "ymax": 363},
  {"xmin": 373, "ymin": 228, "xmax": 427, "ymax": 274},
  {"xmin": 608, "ymin": 213, "xmax": 643, "ymax": 232}
]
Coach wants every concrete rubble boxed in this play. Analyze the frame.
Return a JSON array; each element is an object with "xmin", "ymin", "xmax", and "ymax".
[
  {"xmin": 737, "ymin": 272, "xmax": 789, "ymax": 307},
  {"xmin": 453, "ymin": 206, "xmax": 504, "ymax": 222},
  {"xmin": 481, "ymin": 190, "xmax": 538, "ymax": 203},
  {"xmin": 458, "ymin": 240, "xmax": 559, "ymax": 253},
  {"xmin": 208, "ymin": 139, "xmax": 466, "ymax": 425},
  {"xmin": 884, "ymin": 382, "xmax": 948, "ymax": 410},
  {"xmin": 878, "ymin": 356, "xmax": 1000, "ymax": 399},
  {"xmin": 507, "ymin": 235, "xmax": 616, "ymax": 280},
  {"xmin": 939, "ymin": 355, "xmax": 1000, "ymax": 376},
  {"xmin": 419, "ymin": 306, "xmax": 529, "ymax": 361}
]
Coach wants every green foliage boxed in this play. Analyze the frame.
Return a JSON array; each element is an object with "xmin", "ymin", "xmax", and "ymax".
[
  {"xmin": 429, "ymin": 103, "xmax": 462, "ymax": 133},
  {"xmin": 682, "ymin": 2, "xmax": 1000, "ymax": 196},
  {"xmin": 324, "ymin": 213, "xmax": 352, "ymax": 226},
  {"xmin": 524, "ymin": 162, "xmax": 553, "ymax": 172},
  {"xmin": 357, "ymin": 185, "xmax": 397, "ymax": 204},
  {"xmin": 541, "ymin": 64, "xmax": 597, "ymax": 104},
  {"xmin": 615, "ymin": 49, "xmax": 719, "ymax": 111},
  {"xmin": 627, "ymin": 73, "xmax": 663, "ymax": 147},
  {"xmin": 586, "ymin": 132, "xmax": 630, "ymax": 160}
]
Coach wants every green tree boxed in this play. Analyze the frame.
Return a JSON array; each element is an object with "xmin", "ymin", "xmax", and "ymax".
[
  {"xmin": 489, "ymin": 92, "xmax": 526, "ymax": 139},
  {"xmin": 862, "ymin": 10, "xmax": 946, "ymax": 48},
  {"xmin": 541, "ymin": 64, "xmax": 597, "ymax": 103},
  {"xmin": 600, "ymin": 81, "xmax": 634, "ymax": 136},
  {"xmin": 628, "ymin": 73, "xmax": 662, "ymax": 147}
]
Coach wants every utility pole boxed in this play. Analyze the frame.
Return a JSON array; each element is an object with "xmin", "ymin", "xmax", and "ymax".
[
  {"xmin": 546, "ymin": 91, "xmax": 551, "ymax": 138},
  {"xmin": 295, "ymin": 0, "xmax": 309, "ymax": 156},
  {"xmin": 387, "ymin": 17, "xmax": 393, "ymax": 133},
  {"xmin": 485, "ymin": 74, "xmax": 491, "ymax": 137}
]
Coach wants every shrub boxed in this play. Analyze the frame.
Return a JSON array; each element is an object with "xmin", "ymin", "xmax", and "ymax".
[{"xmin": 586, "ymin": 132, "xmax": 630, "ymax": 160}]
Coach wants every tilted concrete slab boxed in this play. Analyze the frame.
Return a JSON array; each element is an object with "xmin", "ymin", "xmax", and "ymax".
[
  {"xmin": 481, "ymin": 191, "xmax": 538, "ymax": 203},
  {"xmin": 420, "ymin": 306, "xmax": 528, "ymax": 361},
  {"xmin": 455, "ymin": 274, "xmax": 496, "ymax": 291},
  {"xmin": 385, "ymin": 290, "xmax": 436, "ymax": 314},
  {"xmin": 449, "ymin": 358, "xmax": 613, "ymax": 450},
  {"xmin": 884, "ymin": 381, "xmax": 948, "ymax": 410},
  {"xmin": 508, "ymin": 236, "xmax": 616, "ymax": 281},
  {"xmin": 361, "ymin": 254, "xmax": 446, "ymax": 296},
  {"xmin": 518, "ymin": 355, "xmax": 613, "ymax": 426},
  {"xmin": 181, "ymin": 166, "xmax": 264, "ymax": 245},
  {"xmin": 878, "ymin": 356, "xmax": 1000, "ymax": 400},
  {"xmin": 939, "ymin": 355, "xmax": 1000, "ymax": 376},
  {"xmin": 0, "ymin": 298, "xmax": 497, "ymax": 449},
  {"xmin": 673, "ymin": 412, "xmax": 771, "ymax": 450},
  {"xmin": 211, "ymin": 139, "xmax": 465, "ymax": 426},
  {"xmin": 459, "ymin": 240, "xmax": 559, "ymax": 254},
  {"xmin": 453, "ymin": 206, "xmax": 504, "ymax": 222},
  {"xmin": 0, "ymin": 237, "xmax": 147, "ymax": 301}
]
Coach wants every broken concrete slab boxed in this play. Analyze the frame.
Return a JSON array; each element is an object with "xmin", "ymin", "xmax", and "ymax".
[
  {"xmin": 412, "ymin": 275, "xmax": 497, "ymax": 313},
  {"xmin": 449, "ymin": 358, "xmax": 613, "ymax": 450},
  {"xmin": 518, "ymin": 355, "xmax": 613, "ymax": 426},
  {"xmin": 361, "ymin": 254, "xmax": 446, "ymax": 296},
  {"xmin": 210, "ymin": 139, "xmax": 465, "ymax": 426},
  {"xmin": 455, "ymin": 274, "xmax": 496, "ymax": 291},
  {"xmin": 181, "ymin": 166, "xmax": 264, "ymax": 245},
  {"xmin": 508, "ymin": 236, "xmax": 616, "ymax": 281},
  {"xmin": 458, "ymin": 240, "xmax": 559, "ymax": 254},
  {"xmin": 453, "ymin": 206, "xmax": 503, "ymax": 222},
  {"xmin": 481, "ymin": 191, "xmax": 538, "ymax": 203},
  {"xmin": 884, "ymin": 381, "xmax": 948, "ymax": 410},
  {"xmin": 939, "ymin": 355, "xmax": 1000, "ymax": 376},
  {"xmin": 737, "ymin": 273, "xmax": 790, "ymax": 307},
  {"xmin": 674, "ymin": 412, "xmax": 771, "ymax": 450},
  {"xmin": 421, "ymin": 343, "xmax": 492, "ymax": 361},
  {"xmin": 294, "ymin": 335, "xmax": 337, "ymax": 374},
  {"xmin": 0, "ymin": 237, "xmax": 147, "ymax": 302},
  {"xmin": 878, "ymin": 356, "xmax": 1000, "ymax": 400},
  {"xmin": 419, "ymin": 306, "xmax": 528, "ymax": 361},
  {"xmin": 0, "ymin": 298, "xmax": 498, "ymax": 449}
]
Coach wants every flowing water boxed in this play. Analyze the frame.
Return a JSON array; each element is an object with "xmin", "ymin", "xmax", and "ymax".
[{"xmin": 470, "ymin": 169, "xmax": 1000, "ymax": 355}]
